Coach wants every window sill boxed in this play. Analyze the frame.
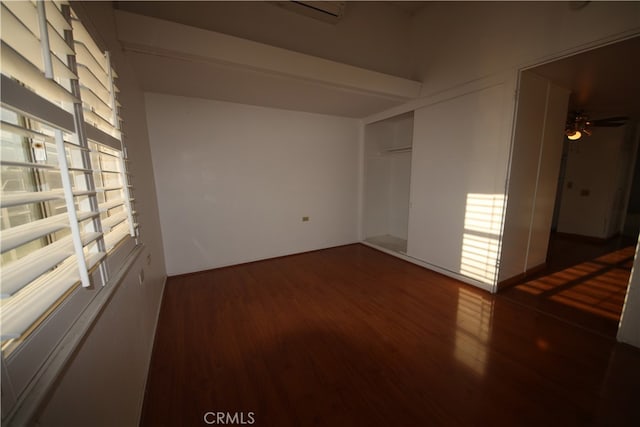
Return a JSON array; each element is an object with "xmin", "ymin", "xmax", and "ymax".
[{"xmin": 2, "ymin": 243, "xmax": 145, "ymax": 426}]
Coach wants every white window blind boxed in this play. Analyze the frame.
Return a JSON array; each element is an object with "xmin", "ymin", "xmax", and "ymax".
[
  {"xmin": 1, "ymin": 1, "xmax": 77, "ymax": 108},
  {"xmin": 72, "ymin": 8, "xmax": 122, "ymax": 141},
  {"xmin": 91, "ymin": 141, "xmax": 136, "ymax": 251},
  {"xmin": 71, "ymin": 8, "xmax": 137, "ymax": 248},
  {"xmin": 0, "ymin": 1, "xmax": 137, "ymax": 349}
]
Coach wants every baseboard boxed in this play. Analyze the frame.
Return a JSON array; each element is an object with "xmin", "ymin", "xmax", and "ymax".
[
  {"xmin": 554, "ymin": 231, "xmax": 618, "ymax": 244},
  {"xmin": 496, "ymin": 262, "xmax": 547, "ymax": 291},
  {"xmin": 359, "ymin": 241, "xmax": 495, "ymax": 293},
  {"xmin": 137, "ymin": 273, "xmax": 168, "ymax": 426},
  {"xmin": 168, "ymin": 242, "xmax": 361, "ymax": 279}
]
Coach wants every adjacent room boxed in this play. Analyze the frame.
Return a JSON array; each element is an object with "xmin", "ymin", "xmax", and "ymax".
[
  {"xmin": 1, "ymin": 1, "xmax": 640, "ymax": 426},
  {"xmin": 501, "ymin": 36, "xmax": 640, "ymax": 337}
]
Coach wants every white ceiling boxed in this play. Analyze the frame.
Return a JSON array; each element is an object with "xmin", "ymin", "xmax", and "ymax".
[
  {"xmin": 117, "ymin": 4, "xmax": 638, "ymax": 120},
  {"xmin": 115, "ymin": 0, "xmax": 417, "ymax": 80},
  {"xmin": 125, "ymin": 50, "xmax": 413, "ymax": 117},
  {"xmin": 529, "ymin": 36, "xmax": 640, "ymax": 120},
  {"xmin": 116, "ymin": 10, "xmax": 421, "ymax": 118}
]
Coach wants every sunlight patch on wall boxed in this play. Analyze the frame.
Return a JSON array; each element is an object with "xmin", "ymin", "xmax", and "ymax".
[
  {"xmin": 460, "ymin": 194, "xmax": 505, "ymax": 285},
  {"xmin": 454, "ymin": 288, "xmax": 494, "ymax": 377}
]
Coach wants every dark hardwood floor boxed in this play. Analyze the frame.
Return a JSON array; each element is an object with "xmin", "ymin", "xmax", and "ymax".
[
  {"xmin": 536, "ymin": 232, "xmax": 636, "ymax": 276},
  {"xmin": 141, "ymin": 244, "xmax": 640, "ymax": 426},
  {"xmin": 502, "ymin": 233, "xmax": 637, "ymax": 337}
]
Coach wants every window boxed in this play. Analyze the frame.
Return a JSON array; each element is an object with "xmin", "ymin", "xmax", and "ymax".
[{"xmin": 1, "ymin": 0, "xmax": 138, "ymax": 419}]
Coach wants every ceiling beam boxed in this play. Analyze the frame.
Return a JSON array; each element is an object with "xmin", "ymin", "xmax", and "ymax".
[{"xmin": 114, "ymin": 10, "xmax": 422, "ymax": 102}]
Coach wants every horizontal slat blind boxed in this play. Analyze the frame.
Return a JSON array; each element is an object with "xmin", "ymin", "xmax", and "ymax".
[
  {"xmin": 72, "ymin": 13, "xmax": 121, "ymax": 140},
  {"xmin": 0, "ymin": 189, "xmax": 65, "ymax": 208},
  {"xmin": 0, "ymin": 74, "xmax": 77, "ymax": 132},
  {"xmin": 101, "ymin": 210, "xmax": 127, "ymax": 231},
  {"xmin": 0, "ymin": 0, "xmax": 124, "ymax": 354},
  {"xmin": 0, "ymin": 111, "xmax": 102, "ymax": 318},
  {"xmin": 1, "ymin": 251, "xmax": 105, "ymax": 340},
  {"xmin": 0, "ymin": 213, "xmax": 69, "ymax": 252},
  {"xmin": 44, "ymin": 0, "xmax": 71, "ymax": 32},
  {"xmin": 1, "ymin": 120, "xmax": 54, "ymax": 142},
  {"xmin": 47, "ymin": 22, "xmax": 74, "ymax": 61},
  {"xmin": 0, "ymin": 4, "xmax": 142, "ymax": 417},
  {"xmin": 98, "ymin": 198, "xmax": 125, "ymax": 212},
  {"xmin": 1, "ymin": 0, "xmax": 138, "ymax": 367},
  {"xmin": 90, "ymin": 141, "xmax": 134, "ymax": 251},
  {"xmin": 1, "ymin": 231, "xmax": 101, "ymax": 298},
  {"xmin": 73, "ymin": 12, "xmax": 137, "ymax": 245},
  {"xmin": 119, "ymin": 153, "xmax": 138, "ymax": 237},
  {"xmin": 1, "ymin": 3, "xmax": 45, "ymax": 74},
  {"xmin": 0, "ymin": 2, "xmax": 77, "ymax": 110}
]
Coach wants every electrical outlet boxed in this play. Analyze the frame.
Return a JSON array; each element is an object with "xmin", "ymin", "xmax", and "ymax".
[{"xmin": 302, "ymin": 216, "xmax": 310, "ymax": 222}]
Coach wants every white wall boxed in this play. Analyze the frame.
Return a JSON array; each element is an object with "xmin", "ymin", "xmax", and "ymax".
[
  {"xmin": 145, "ymin": 93, "xmax": 360, "ymax": 276},
  {"xmin": 618, "ymin": 238, "xmax": 640, "ymax": 347},
  {"xmin": 499, "ymin": 72, "xmax": 569, "ymax": 282},
  {"xmin": 557, "ymin": 126, "xmax": 629, "ymax": 238},
  {"xmin": 36, "ymin": 254, "xmax": 152, "ymax": 427},
  {"xmin": 35, "ymin": 2, "xmax": 167, "ymax": 426}
]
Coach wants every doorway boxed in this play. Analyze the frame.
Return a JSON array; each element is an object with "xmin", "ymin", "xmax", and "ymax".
[{"xmin": 501, "ymin": 36, "xmax": 640, "ymax": 337}]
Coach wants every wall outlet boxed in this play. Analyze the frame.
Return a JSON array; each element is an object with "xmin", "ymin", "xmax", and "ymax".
[{"xmin": 302, "ymin": 216, "xmax": 310, "ymax": 222}]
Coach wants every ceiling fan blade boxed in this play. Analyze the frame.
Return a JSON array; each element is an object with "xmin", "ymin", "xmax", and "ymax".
[
  {"xmin": 591, "ymin": 116, "xmax": 629, "ymax": 124},
  {"xmin": 591, "ymin": 122, "xmax": 626, "ymax": 127}
]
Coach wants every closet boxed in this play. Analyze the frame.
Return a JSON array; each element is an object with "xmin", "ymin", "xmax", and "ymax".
[{"xmin": 363, "ymin": 112, "xmax": 413, "ymax": 253}]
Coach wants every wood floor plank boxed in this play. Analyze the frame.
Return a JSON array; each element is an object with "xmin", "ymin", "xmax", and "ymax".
[
  {"xmin": 141, "ymin": 244, "xmax": 640, "ymax": 426},
  {"xmin": 502, "ymin": 235, "xmax": 635, "ymax": 336}
]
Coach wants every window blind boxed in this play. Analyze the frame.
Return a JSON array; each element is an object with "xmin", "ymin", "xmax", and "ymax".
[
  {"xmin": 0, "ymin": 110, "xmax": 105, "ymax": 341},
  {"xmin": 71, "ymin": 9, "xmax": 137, "ymax": 244},
  {"xmin": 0, "ymin": 0, "xmax": 136, "ymax": 345},
  {"xmin": 90, "ymin": 141, "xmax": 136, "ymax": 251},
  {"xmin": 72, "ymin": 10, "xmax": 122, "ymax": 142}
]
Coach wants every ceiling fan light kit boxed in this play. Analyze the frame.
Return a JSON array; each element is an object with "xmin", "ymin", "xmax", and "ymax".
[
  {"xmin": 564, "ymin": 110, "xmax": 627, "ymax": 141},
  {"xmin": 566, "ymin": 130, "xmax": 582, "ymax": 140}
]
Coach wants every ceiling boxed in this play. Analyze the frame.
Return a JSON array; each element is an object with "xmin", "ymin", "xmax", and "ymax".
[
  {"xmin": 387, "ymin": 1, "xmax": 429, "ymax": 16},
  {"xmin": 529, "ymin": 36, "xmax": 640, "ymax": 120},
  {"xmin": 125, "ymin": 50, "xmax": 413, "ymax": 117},
  {"xmin": 116, "ymin": 9, "xmax": 422, "ymax": 118},
  {"xmin": 116, "ymin": 3, "xmax": 638, "ymax": 120}
]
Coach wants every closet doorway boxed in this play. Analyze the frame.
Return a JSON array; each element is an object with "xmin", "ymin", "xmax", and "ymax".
[{"xmin": 363, "ymin": 112, "xmax": 413, "ymax": 254}]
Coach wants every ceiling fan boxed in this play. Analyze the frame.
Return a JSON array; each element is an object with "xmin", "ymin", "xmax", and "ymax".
[{"xmin": 565, "ymin": 111, "xmax": 628, "ymax": 141}]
